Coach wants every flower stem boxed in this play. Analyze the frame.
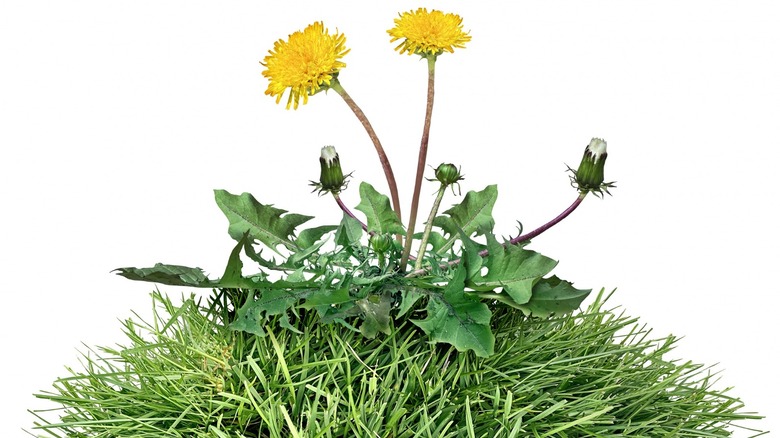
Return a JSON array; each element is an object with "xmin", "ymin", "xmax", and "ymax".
[
  {"xmin": 406, "ymin": 192, "xmax": 588, "ymax": 277},
  {"xmin": 330, "ymin": 79, "xmax": 402, "ymax": 224},
  {"xmin": 504, "ymin": 191, "xmax": 587, "ymax": 248},
  {"xmin": 414, "ymin": 184, "xmax": 446, "ymax": 270},
  {"xmin": 333, "ymin": 193, "xmax": 368, "ymax": 232},
  {"xmin": 400, "ymin": 56, "xmax": 437, "ymax": 271}
]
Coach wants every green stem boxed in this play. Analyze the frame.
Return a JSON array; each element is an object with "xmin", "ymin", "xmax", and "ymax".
[
  {"xmin": 406, "ymin": 192, "xmax": 588, "ymax": 278},
  {"xmin": 414, "ymin": 184, "xmax": 446, "ymax": 270},
  {"xmin": 400, "ymin": 56, "xmax": 437, "ymax": 271},
  {"xmin": 330, "ymin": 79, "xmax": 402, "ymax": 225}
]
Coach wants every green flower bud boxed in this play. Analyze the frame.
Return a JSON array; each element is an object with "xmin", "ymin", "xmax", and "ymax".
[
  {"xmin": 312, "ymin": 146, "xmax": 350, "ymax": 194},
  {"xmin": 574, "ymin": 138, "xmax": 609, "ymax": 192},
  {"xmin": 435, "ymin": 163, "xmax": 462, "ymax": 185},
  {"xmin": 432, "ymin": 163, "xmax": 464, "ymax": 195},
  {"xmin": 369, "ymin": 233, "xmax": 393, "ymax": 254}
]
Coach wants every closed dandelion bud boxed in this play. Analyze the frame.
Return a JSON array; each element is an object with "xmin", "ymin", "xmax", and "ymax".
[
  {"xmin": 435, "ymin": 163, "xmax": 462, "ymax": 186},
  {"xmin": 319, "ymin": 146, "xmax": 346, "ymax": 193},
  {"xmin": 575, "ymin": 138, "xmax": 608, "ymax": 191},
  {"xmin": 370, "ymin": 233, "xmax": 394, "ymax": 254}
]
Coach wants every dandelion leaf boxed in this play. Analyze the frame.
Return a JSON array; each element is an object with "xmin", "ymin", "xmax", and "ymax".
[
  {"xmin": 396, "ymin": 289, "xmax": 424, "ymax": 318},
  {"xmin": 278, "ymin": 313, "xmax": 304, "ymax": 334},
  {"xmin": 413, "ymin": 230, "xmax": 448, "ymax": 254},
  {"xmin": 433, "ymin": 185, "xmax": 497, "ymax": 254},
  {"xmin": 114, "ymin": 263, "xmax": 212, "ymax": 287},
  {"xmin": 457, "ymin": 228, "xmax": 485, "ymax": 281},
  {"xmin": 521, "ymin": 276, "xmax": 591, "ymax": 316},
  {"xmin": 335, "ymin": 214, "xmax": 365, "ymax": 247},
  {"xmin": 296, "ymin": 225, "xmax": 338, "ymax": 249},
  {"xmin": 214, "ymin": 189, "xmax": 313, "ymax": 254},
  {"xmin": 301, "ymin": 287, "xmax": 353, "ymax": 311},
  {"xmin": 355, "ymin": 182, "xmax": 405, "ymax": 235},
  {"xmin": 229, "ymin": 295, "xmax": 267, "ymax": 337},
  {"xmin": 219, "ymin": 232, "xmax": 247, "ymax": 286},
  {"xmin": 471, "ymin": 234, "xmax": 558, "ymax": 305},
  {"xmin": 356, "ymin": 293, "xmax": 393, "ymax": 339},
  {"xmin": 229, "ymin": 269, "xmax": 316, "ymax": 336},
  {"xmin": 287, "ymin": 236, "xmax": 329, "ymax": 268},
  {"xmin": 413, "ymin": 264, "xmax": 494, "ymax": 357},
  {"xmin": 215, "ymin": 231, "xmax": 266, "ymax": 288}
]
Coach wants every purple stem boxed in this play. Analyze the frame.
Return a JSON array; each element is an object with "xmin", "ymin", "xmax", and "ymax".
[
  {"xmin": 479, "ymin": 192, "xmax": 586, "ymax": 257},
  {"xmin": 334, "ymin": 194, "xmax": 368, "ymax": 232}
]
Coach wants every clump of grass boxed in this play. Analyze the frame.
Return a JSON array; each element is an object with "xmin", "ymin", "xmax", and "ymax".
[{"xmin": 30, "ymin": 290, "xmax": 765, "ymax": 437}]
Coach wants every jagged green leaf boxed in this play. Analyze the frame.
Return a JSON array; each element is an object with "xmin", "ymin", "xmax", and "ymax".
[
  {"xmin": 202, "ymin": 232, "xmax": 267, "ymax": 288},
  {"xmin": 287, "ymin": 237, "xmax": 329, "ymax": 268},
  {"xmin": 278, "ymin": 313, "xmax": 304, "ymax": 334},
  {"xmin": 396, "ymin": 288, "xmax": 424, "ymax": 318},
  {"xmin": 413, "ymin": 264, "xmax": 494, "ymax": 357},
  {"xmin": 296, "ymin": 225, "xmax": 337, "ymax": 249},
  {"xmin": 413, "ymin": 230, "xmax": 448, "ymax": 255},
  {"xmin": 229, "ymin": 297, "xmax": 267, "ymax": 337},
  {"xmin": 471, "ymin": 234, "xmax": 558, "ymax": 306},
  {"xmin": 285, "ymin": 268, "xmax": 307, "ymax": 283},
  {"xmin": 214, "ymin": 189, "xmax": 313, "ymax": 254},
  {"xmin": 356, "ymin": 293, "xmax": 393, "ymax": 339},
  {"xmin": 433, "ymin": 185, "xmax": 497, "ymax": 255},
  {"xmin": 352, "ymin": 272, "xmax": 395, "ymax": 286},
  {"xmin": 301, "ymin": 287, "xmax": 353, "ymax": 310},
  {"xmin": 457, "ymin": 228, "xmax": 484, "ymax": 281},
  {"xmin": 254, "ymin": 289, "xmax": 303, "ymax": 316},
  {"xmin": 219, "ymin": 232, "xmax": 247, "ymax": 286},
  {"xmin": 114, "ymin": 263, "xmax": 213, "ymax": 287},
  {"xmin": 229, "ymin": 288, "xmax": 315, "ymax": 336},
  {"xmin": 355, "ymin": 182, "xmax": 405, "ymax": 235},
  {"xmin": 228, "ymin": 269, "xmax": 318, "ymax": 336},
  {"xmin": 335, "ymin": 214, "xmax": 365, "ymax": 247},
  {"xmin": 520, "ymin": 276, "xmax": 592, "ymax": 316},
  {"xmin": 241, "ymin": 239, "xmax": 288, "ymax": 273}
]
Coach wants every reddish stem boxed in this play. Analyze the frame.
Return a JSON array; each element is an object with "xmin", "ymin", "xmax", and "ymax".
[
  {"xmin": 334, "ymin": 193, "xmax": 368, "ymax": 232},
  {"xmin": 400, "ymin": 56, "xmax": 437, "ymax": 271},
  {"xmin": 330, "ymin": 80, "xmax": 402, "ymax": 224}
]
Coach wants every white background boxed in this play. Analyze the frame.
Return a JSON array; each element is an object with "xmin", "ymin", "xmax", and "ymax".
[{"xmin": 2, "ymin": 1, "xmax": 778, "ymax": 436}]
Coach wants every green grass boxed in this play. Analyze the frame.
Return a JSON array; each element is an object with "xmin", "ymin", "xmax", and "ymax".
[{"xmin": 30, "ymin": 290, "xmax": 766, "ymax": 437}]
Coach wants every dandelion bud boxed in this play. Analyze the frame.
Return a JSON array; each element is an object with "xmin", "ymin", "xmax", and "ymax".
[
  {"xmin": 318, "ymin": 146, "xmax": 346, "ymax": 193},
  {"xmin": 575, "ymin": 138, "xmax": 608, "ymax": 191},
  {"xmin": 369, "ymin": 233, "xmax": 394, "ymax": 254},
  {"xmin": 434, "ymin": 163, "xmax": 463, "ymax": 186}
]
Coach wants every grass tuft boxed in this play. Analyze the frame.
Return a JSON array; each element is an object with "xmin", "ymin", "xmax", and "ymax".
[{"xmin": 30, "ymin": 290, "xmax": 766, "ymax": 437}]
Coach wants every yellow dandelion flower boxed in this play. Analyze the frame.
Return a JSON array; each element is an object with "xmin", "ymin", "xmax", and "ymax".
[
  {"xmin": 261, "ymin": 22, "xmax": 349, "ymax": 110},
  {"xmin": 388, "ymin": 8, "xmax": 471, "ymax": 57}
]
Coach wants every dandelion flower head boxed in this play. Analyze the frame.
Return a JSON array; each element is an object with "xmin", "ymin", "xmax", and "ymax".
[
  {"xmin": 261, "ymin": 22, "xmax": 349, "ymax": 110},
  {"xmin": 388, "ymin": 8, "xmax": 471, "ymax": 57}
]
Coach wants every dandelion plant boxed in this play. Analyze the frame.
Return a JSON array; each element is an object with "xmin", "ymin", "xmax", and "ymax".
[{"xmin": 30, "ymin": 7, "xmax": 765, "ymax": 437}]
